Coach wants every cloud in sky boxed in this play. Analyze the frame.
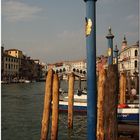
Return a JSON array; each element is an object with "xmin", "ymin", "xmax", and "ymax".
[
  {"xmin": 2, "ymin": 0, "xmax": 138, "ymax": 63},
  {"xmin": 125, "ymin": 14, "xmax": 139, "ymax": 25},
  {"xmin": 101, "ymin": 0, "xmax": 115, "ymax": 4},
  {"xmin": 2, "ymin": 0, "xmax": 42, "ymax": 22},
  {"xmin": 57, "ymin": 29, "xmax": 84, "ymax": 41}
]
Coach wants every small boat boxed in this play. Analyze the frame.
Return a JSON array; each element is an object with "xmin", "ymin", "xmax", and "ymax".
[
  {"xmin": 59, "ymin": 88, "xmax": 67, "ymax": 95},
  {"xmin": 59, "ymin": 94, "xmax": 139, "ymax": 123},
  {"xmin": 1, "ymin": 81, "xmax": 8, "ymax": 84},
  {"xmin": 19, "ymin": 79, "xmax": 31, "ymax": 83},
  {"xmin": 24, "ymin": 80, "xmax": 31, "ymax": 83},
  {"xmin": 76, "ymin": 88, "xmax": 87, "ymax": 96},
  {"xmin": 19, "ymin": 79, "xmax": 25, "ymax": 83},
  {"xmin": 117, "ymin": 107, "xmax": 139, "ymax": 123}
]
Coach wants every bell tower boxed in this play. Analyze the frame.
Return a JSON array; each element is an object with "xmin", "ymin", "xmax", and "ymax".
[{"xmin": 122, "ymin": 35, "xmax": 127, "ymax": 50}]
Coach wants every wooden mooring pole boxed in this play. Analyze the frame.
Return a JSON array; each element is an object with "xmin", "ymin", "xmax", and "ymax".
[
  {"xmin": 41, "ymin": 69, "xmax": 53, "ymax": 140},
  {"xmin": 78, "ymin": 76, "xmax": 81, "ymax": 90},
  {"xmin": 97, "ymin": 69, "xmax": 106, "ymax": 140},
  {"xmin": 104, "ymin": 65, "xmax": 118, "ymax": 140},
  {"xmin": 127, "ymin": 73, "xmax": 131, "ymax": 96},
  {"xmin": 51, "ymin": 74, "xmax": 59, "ymax": 140},
  {"xmin": 119, "ymin": 72, "xmax": 126, "ymax": 104},
  {"xmin": 68, "ymin": 73, "xmax": 75, "ymax": 129}
]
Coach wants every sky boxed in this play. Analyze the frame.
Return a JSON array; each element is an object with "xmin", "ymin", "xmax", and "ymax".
[{"xmin": 1, "ymin": 0, "xmax": 139, "ymax": 63}]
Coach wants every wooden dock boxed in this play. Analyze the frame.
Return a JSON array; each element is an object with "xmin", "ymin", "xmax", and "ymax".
[{"xmin": 118, "ymin": 123, "xmax": 139, "ymax": 140}]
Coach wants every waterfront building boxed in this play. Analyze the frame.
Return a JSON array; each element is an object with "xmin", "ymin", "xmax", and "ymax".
[
  {"xmin": 1, "ymin": 46, "xmax": 21, "ymax": 81},
  {"xmin": 1, "ymin": 46, "xmax": 4, "ymax": 78},
  {"xmin": 5, "ymin": 49, "xmax": 24, "ymax": 59},
  {"xmin": 118, "ymin": 38, "xmax": 139, "ymax": 95},
  {"xmin": 19, "ymin": 57, "xmax": 42, "ymax": 81},
  {"xmin": 2, "ymin": 53, "xmax": 20, "ymax": 81},
  {"xmin": 118, "ymin": 39, "xmax": 139, "ymax": 76},
  {"xmin": 3, "ymin": 48, "xmax": 24, "ymax": 80},
  {"xmin": 1, "ymin": 46, "xmax": 45, "ymax": 82},
  {"xmin": 33, "ymin": 60, "xmax": 46, "ymax": 80},
  {"xmin": 39, "ymin": 62, "xmax": 48, "ymax": 79}
]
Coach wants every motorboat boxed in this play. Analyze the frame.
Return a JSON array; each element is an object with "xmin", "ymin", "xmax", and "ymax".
[
  {"xmin": 59, "ymin": 94, "xmax": 139, "ymax": 123},
  {"xmin": 24, "ymin": 80, "xmax": 31, "ymax": 83}
]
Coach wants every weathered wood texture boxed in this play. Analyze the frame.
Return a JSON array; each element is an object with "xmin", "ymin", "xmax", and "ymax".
[
  {"xmin": 51, "ymin": 74, "xmax": 59, "ymax": 140},
  {"xmin": 119, "ymin": 72, "xmax": 126, "ymax": 104},
  {"xmin": 118, "ymin": 123, "xmax": 139, "ymax": 140},
  {"xmin": 104, "ymin": 65, "xmax": 118, "ymax": 140},
  {"xmin": 97, "ymin": 69, "xmax": 107, "ymax": 140},
  {"xmin": 41, "ymin": 69, "xmax": 53, "ymax": 140},
  {"xmin": 127, "ymin": 73, "xmax": 131, "ymax": 96},
  {"xmin": 68, "ymin": 73, "xmax": 75, "ymax": 129}
]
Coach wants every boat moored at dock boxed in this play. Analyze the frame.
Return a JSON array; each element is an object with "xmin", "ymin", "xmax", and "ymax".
[{"xmin": 59, "ymin": 94, "xmax": 139, "ymax": 123}]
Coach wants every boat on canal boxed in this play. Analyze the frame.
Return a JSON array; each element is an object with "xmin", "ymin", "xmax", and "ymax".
[
  {"xmin": 19, "ymin": 79, "xmax": 31, "ymax": 83},
  {"xmin": 59, "ymin": 93, "xmax": 139, "ymax": 123}
]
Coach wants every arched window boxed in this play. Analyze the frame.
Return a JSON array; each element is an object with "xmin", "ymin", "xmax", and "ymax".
[
  {"xmin": 63, "ymin": 68, "xmax": 66, "ymax": 72},
  {"xmin": 56, "ymin": 69, "xmax": 59, "ymax": 73},
  {"xmin": 135, "ymin": 61, "xmax": 137, "ymax": 68},
  {"xmin": 83, "ymin": 71, "xmax": 86, "ymax": 75},
  {"xmin": 135, "ymin": 50, "xmax": 138, "ymax": 56},
  {"xmin": 60, "ymin": 69, "xmax": 62, "ymax": 73},
  {"xmin": 73, "ymin": 68, "xmax": 76, "ymax": 72}
]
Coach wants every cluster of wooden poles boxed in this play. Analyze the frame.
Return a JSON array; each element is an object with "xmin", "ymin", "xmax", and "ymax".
[
  {"xmin": 97, "ymin": 65, "xmax": 118, "ymax": 140},
  {"xmin": 119, "ymin": 72, "xmax": 127, "ymax": 104},
  {"xmin": 97, "ymin": 64, "xmax": 128, "ymax": 140},
  {"xmin": 40, "ymin": 64, "xmax": 128, "ymax": 140},
  {"xmin": 40, "ymin": 69, "xmax": 75, "ymax": 140}
]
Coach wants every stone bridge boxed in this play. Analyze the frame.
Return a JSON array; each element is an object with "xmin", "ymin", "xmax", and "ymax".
[{"xmin": 52, "ymin": 65, "xmax": 87, "ymax": 79}]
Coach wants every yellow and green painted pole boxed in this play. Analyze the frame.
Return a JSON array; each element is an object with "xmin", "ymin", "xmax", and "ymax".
[{"xmin": 106, "ymin": 27, "xmax": 114, "ymax": 65}]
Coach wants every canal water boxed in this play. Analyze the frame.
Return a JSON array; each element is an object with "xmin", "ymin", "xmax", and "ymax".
[{"xmin": 2, "ymin": 81, "xmax": 87, "ymax": 140}]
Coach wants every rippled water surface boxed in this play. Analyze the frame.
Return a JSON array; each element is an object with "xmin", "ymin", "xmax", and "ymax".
[{"xmin": 2, "ymin": 81, "xmax": 87, "ymax": 140}]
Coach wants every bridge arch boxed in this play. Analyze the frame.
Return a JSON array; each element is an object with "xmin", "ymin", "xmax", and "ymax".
[
  {"xmin": 59, "ymin": 69, "xmax": 62, "ymax": 73},
  {"xmin": 83, "ymin": 71, "xmax": 86, "ymax": 75},
  {"xmin": 56, "ymin": 69, "xmax": 59, "ymax": 73},
  {"xmin": 73, "ymin": 68, "xmax": 76, "ymax": 72},
  {"xmin": 63, "ymin": 68, "xmax": 66, "ymax": 72}
]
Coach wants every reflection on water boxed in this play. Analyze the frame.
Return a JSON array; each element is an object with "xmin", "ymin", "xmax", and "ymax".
[{"xmin": 2, "ymin": 81, "xmax": 87, "ymax": 140}]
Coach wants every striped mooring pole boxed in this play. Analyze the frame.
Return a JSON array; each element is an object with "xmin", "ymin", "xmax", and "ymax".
[
  {"xmin": 106, "ymin": 27, "xmax": 114, "ymax": 65},
  {"xmin": 84, "ymin": 0, "xmax": 97, "ymax": 140}
]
